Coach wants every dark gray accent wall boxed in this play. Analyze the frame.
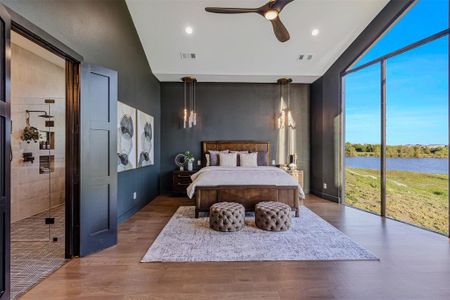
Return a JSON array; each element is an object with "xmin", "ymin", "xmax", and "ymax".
[
  {"xmin": 2, "ymin": 0, "xmax": 161, "ymax": 222},
  {"xmin": 310, "ymin": 0, "xmax": 413, "ymax": 202},
  {"xmin": 161, "ymin": 82, "xmax": 310, "ymax": 194}
]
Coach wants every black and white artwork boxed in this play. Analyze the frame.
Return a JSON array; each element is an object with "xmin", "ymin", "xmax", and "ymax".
[
  {"xmin": 117, "ymin": 102, "xmax": 136, "ymax": 172},
  {"xmin": 137, "ymin": 110, "xmax": 154, "ymax": 167}
]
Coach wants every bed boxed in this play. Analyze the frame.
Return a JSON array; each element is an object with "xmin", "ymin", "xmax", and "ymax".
[{"xmin": 189, "ymin": 140, "xmax": 304, "ymax": 218}]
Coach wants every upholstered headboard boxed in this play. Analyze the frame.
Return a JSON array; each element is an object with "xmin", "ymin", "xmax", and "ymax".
[{"xmin": 201, "ymin": 140, "xmax": 270, "ymax": 166}]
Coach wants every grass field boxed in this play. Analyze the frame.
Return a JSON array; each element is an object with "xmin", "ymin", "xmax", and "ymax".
[{"xmin": 345, "ymin": 168, "xmax": 449, "ymax": 235}]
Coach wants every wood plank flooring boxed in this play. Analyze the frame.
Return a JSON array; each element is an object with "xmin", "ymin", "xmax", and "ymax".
[{"xmin": 20, "ymin": 195, "xmax": 450, "ymax": 300}]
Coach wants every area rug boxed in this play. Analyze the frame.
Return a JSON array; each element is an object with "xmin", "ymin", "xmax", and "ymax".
[{"xmin": 141, "ymin": 206, "xmax": 378, "ymax": 262}]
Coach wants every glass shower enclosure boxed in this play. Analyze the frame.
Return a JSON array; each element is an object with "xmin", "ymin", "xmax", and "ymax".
[{"xmin": 11, "ymin": 97, "xmax": 65, "ymax": 243}]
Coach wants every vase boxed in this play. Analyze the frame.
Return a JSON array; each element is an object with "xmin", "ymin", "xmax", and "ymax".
[{"xmin": 187, "ymin": 160, "xmax": 193, "ymax": 171}]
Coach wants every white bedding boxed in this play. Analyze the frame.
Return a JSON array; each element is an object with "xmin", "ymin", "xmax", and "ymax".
[{"xmin": 187, "ymin": 166, "xmax": 305, "ymax": 199}]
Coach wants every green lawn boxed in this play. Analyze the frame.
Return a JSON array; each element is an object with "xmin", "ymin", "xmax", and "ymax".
[{"xmin": 345, "ymin": 168, "xmax": 449, "ymax": 235}]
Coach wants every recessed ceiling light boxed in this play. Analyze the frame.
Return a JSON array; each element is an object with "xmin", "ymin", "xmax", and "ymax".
[
  {"xmin": 185, "ymin": 26, "xmax": 193, "ymax": 35},
  {"xmin": 311, "ymin": 28, "xmax": 319, "ymax": 36}
]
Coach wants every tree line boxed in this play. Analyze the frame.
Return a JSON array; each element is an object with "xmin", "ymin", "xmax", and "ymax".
[{"xmin": 345, "ymin": 143, "xmax": 448, "ymax": 158}]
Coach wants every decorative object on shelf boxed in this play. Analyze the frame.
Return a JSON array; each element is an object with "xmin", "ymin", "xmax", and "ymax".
[
  {"xmin": 184, "ymin": 151, "xmax": 195, "ymax": 171},
  {"xmin": 275, "ymin": 78, "xmax": 296, "ymax": 130},
  {"xmin": 137, "ymin": 110, "xmax": 154, "ymax": 167},
  {"xmin": 288, "ymin": 153, "xmax": 297, "ymax": 170},
  {"xmin": 21, "ymin": 111, "xmax": 41, "ymax": 143},
  {"xmin": 175, "ymin": 153, "xmax": 186, "ymax": 171},
  {"xmin": 182, "ymin": 76, "xmax": 197, "ymax": 128},
  {"xmin": 22, "ymin": 152, "xmax": 34, "ymax": 163},
  {"xmin": 117, "ymin": 101, "xmax": 137, "ymax": 172}
]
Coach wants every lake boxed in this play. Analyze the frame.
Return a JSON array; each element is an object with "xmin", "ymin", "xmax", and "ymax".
[{"xmin": 345, "ymin": 157, "xmax": 448, "ymax": 174}]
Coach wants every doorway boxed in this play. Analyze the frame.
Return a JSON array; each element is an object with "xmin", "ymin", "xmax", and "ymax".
[{"xmin": 9, "ymin": 31, "xmax": 67, "ymax": 299}]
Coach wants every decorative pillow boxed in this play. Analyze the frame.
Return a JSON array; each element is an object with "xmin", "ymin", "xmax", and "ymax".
[
  {"xmin": 209, "ymin": 150, "xmax": 229, "ymax": 166},
  {"xmin": 240, "ymin": 152, "xmax": 258, "ymax": 167},
  {"xmin": 205, "ymin": 153, "xmax": 210, "ymax": 167},
  {"xmin": 257, "ymin": 151, "xmax": 269, "ymax": 166},
  {"xmin": 219, "ymin": 152, "xmax": 238, "ymax": 167},
  {"xmin": 230, "ymin": 150, "xmax": 248, "ymax": 166}
]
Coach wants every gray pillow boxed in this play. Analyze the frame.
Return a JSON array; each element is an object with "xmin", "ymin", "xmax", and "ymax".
[
  {"xmin": 257, "ymin": 151, "xmax": 269, "ymax": 166},
  {"xmin": 208, "ymin": 150, "xmax": 229, "ymax": 166}
]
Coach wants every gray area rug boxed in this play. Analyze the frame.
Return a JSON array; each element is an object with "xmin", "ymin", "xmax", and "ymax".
[{"xmin": 142, "ymin": 206, "xmax": 378, "ymax": 262}]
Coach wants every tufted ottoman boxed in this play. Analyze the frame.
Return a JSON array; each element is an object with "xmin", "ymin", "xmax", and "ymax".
[
  {"xmin": 255, "ymin": 201, "xmax": 292, "ymax": 231},
  {"xmin": 209, "ymin": 202, "xmax": 245, "ymax": 232}
]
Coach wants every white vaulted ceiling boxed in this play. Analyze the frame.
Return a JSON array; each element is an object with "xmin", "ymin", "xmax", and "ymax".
[{"xmin": 126, "ymin": 0, "xmax": 388, "ymax": 83}]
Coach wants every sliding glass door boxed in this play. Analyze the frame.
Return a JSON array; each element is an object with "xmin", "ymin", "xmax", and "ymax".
[
  {"xmin": 344, "ymin": 64, "xmax": 381, "ymax": 215},
  {"xmin": 386, "ymin": 36, "xmax": 449, "ymax": 234}
]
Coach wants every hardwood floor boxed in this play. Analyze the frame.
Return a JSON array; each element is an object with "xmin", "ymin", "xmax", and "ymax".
[{"xmin": 21, "ymin": 195, "xmax": 450, "ymax": 300}]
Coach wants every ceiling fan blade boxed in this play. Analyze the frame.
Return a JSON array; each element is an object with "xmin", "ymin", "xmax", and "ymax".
[
  {"xmin": 205, "ymin": 7, "xmax": 258, "ymax": 14},
  {"xmin": 271, "ymin": 0, "xmax": 295, "ymax": 12},
  {"xmin": 270, "ymin": 17, "xmax": 290, "ymax": 42}
]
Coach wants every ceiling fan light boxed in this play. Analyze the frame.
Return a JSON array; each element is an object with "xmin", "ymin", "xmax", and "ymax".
[{"xmin": 264, "ymin": 10, "xmax": 278, "ymax": 20}]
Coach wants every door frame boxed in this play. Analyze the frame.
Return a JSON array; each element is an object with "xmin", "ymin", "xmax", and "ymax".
[{"xmin": 5, "ymin": 6, "xmax": 84, "ymax": 258}]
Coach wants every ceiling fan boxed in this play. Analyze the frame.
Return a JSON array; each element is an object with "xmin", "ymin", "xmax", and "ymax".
[{"xmin": 205, "ymin": 0, "xmax": 295, "ymax": 43}]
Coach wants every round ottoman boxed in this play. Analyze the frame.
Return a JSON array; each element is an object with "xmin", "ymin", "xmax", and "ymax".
[
  {"xmin": 255, "ymin": 201, "xmax": 292, "ymax": 231},
  {"xmin": 209, "ymin": 202, "xmax": 245, "ymax": 232}
]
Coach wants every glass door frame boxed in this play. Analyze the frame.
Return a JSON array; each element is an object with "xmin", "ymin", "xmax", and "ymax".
[{"xmin": 340, "ymin": 28, "xmax": 450, "ymax": 237}]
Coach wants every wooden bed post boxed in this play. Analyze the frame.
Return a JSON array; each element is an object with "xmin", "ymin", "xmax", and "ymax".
[
  {"xmin": 195, "ymin": 189, "xmax": 200, "ymax": 218},
  {"xmin": 294, "ymin": 189, "xmax": 300, "ymax": 217}
]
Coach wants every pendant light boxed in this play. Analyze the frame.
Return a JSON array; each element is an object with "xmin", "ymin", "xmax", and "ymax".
[
  {"xmin": 182, "ymin": 76, "xmax": 197, "ymax": 128},
  {"xmin": 276, "ymin": 78, "xmax": 296, "ymax": 129}
]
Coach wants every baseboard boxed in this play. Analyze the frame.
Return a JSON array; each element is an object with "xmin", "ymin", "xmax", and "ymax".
[
  {"xmin": 118, "ymin": 199, "xmax": 152, "ymax": 224},
  {"xmin": 310, "ymin": 190, "xmax": 340, "ymax": 203}
]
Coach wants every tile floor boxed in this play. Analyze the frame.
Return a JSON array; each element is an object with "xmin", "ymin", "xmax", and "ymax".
[{"xmin": 11, "ymin": 204, "xmax": 67, "ymax": 299}]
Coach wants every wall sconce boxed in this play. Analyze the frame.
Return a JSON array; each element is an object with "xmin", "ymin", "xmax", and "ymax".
[{"xmin": 182, "ymin": 76, "xmax": 197, "ymax": 128}]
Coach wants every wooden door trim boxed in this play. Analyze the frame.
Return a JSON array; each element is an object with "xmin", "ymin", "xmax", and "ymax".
[
  {"xmin": 0, "ymin": 4, "xmax": 11, "ymax": 298},
  {"xmin": 65, "ymin": 60, "xmax": 81, "ymax": 257}
]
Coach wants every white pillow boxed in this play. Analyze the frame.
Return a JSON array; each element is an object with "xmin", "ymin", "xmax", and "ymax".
[
  {"xmin": 239, "ymin": 152, "xmax": 258, "ymax": 167},
  {"xmin": 205, "ymin": 153, "xmax": 210, "ymax": 166},
  {"xmin": 219, "ymin": 152, "xmax": 238, "ymax": 167}
]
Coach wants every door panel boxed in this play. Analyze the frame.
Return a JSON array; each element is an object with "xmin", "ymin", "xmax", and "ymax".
[
  {"xmin": 80, "ymin": 64, "xmax": 117, "ymax": 256},
  {"xmin": 0, "ymin": 4, "xmax": 10, "ymax": 299},
  {"xmin": 344, "ymin": 63, "xmax": 382, "ymax": 215}
]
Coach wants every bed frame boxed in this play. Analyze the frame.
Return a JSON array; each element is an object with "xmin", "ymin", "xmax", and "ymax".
[{"xmin": 195, "ymin": 140, "xmax": 300, "ymax": 218}]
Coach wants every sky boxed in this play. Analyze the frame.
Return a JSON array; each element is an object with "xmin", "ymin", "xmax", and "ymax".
[{"xmin": 345, "ymin": 0, "xmax": 449, "ymax": 146}]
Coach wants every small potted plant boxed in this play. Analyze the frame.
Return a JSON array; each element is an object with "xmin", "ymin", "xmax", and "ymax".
[
  {"xmin": 21, "ymin": 126, "xmax": 40, "ymax": 144},
  {"xmin": 184, "ymin": 151, "xmax": 195, "ymax": 171}
]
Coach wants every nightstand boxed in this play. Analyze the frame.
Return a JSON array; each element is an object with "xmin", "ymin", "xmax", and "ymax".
[
  {"xmin": 286, "ymin": 169, "xmax": 304, "ymax": 188},
  {"xmin": 172, "ymin": 170, "xmax": 197, "ymax": 195}
]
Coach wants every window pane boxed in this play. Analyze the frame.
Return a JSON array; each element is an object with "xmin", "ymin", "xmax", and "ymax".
[
  {"xmin": 354, "ymin": 0, "xmax": 449, "ymax": 67},
  {"xmin": 386, "ymin": 36, "xmax": 448, "ymax": 235},
  {"xmin": 344, "ymin": 63, "xmax": 381, "ymax": 215}
]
